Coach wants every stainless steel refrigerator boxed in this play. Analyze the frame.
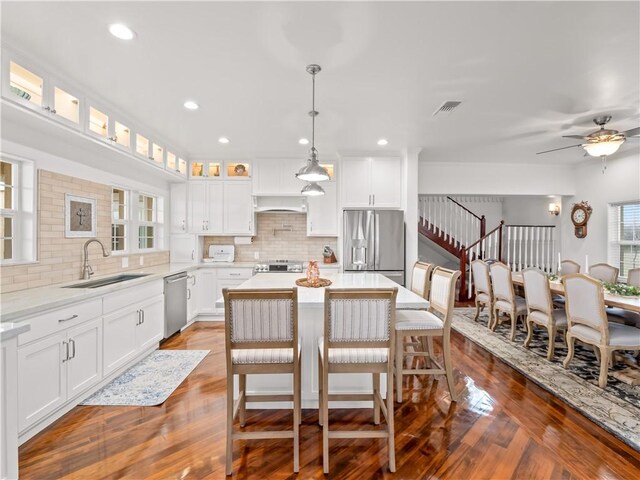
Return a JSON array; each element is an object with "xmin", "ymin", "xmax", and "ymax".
[{"xmin": 343, "ymin": 210, "xmax": 405, "ymax": 286}]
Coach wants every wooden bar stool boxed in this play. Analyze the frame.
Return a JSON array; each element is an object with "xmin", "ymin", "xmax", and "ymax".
[
  {"xmin": 318, "ymin": 287, "xmax": 398, "ymax": 474},
  {"xmin": 223, "ymin": 288, "xmax": 301, "ymax": 475}
]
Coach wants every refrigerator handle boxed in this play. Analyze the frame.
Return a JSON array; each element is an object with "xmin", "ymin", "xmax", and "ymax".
[{"xmin": 374, "ymin": 211, "xmax": 380, "ymax": 270}]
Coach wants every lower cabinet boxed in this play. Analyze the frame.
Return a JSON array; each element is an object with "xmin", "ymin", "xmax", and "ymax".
[
  {"xmin": 17, "ymin": 317, "xmax": 102, "ymax": 432},
  {"xmin": 103, "ymin": 295, "xmax": 164, "ymax": 375},
  {"xmin": 197, "ymin": 269, "xmax": 217, "ymax": 314},
  {"xmin": 187, "ymin": 272, "xmax": 198, "ymax": 321}
]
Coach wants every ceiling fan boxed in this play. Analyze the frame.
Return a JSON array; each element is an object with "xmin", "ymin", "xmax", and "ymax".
[{"xmin": 536, "ymin": 115, "xmax": 640, "ymax": 157}]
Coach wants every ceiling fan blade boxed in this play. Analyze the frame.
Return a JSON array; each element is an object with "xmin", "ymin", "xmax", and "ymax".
[
  {"xmin": 536, "ymin": 144, "xmax": 583, "ymax": 155},
  {"xmin": 622, "ymin": 126, "xmax": 640, "ymax": 137},
  {"xmin": 562, "ymin": 135, "xmax": 587, "ymax": 139}
]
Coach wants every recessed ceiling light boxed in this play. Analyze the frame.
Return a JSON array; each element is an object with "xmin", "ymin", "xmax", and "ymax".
[
  {"xmin": 218, "ymin": 137, "xmax": 230, "ymax": 144},
  {"xmin": 298, "ymin": 138, "xmax": 309, "ymax": 145},
  {"xmin": 377, "ymin": 138, "xmax": 389, "ymax": 146},
  {"xmin": 183, "ymin": 100, "xmax": 199, "ymax": 110},
  {"xmin": 108, "ymin": 23, "xmax": 136, "ymax": 40}
]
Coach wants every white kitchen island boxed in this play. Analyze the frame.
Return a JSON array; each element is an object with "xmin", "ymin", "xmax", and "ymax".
[{"xmin": 215, "ymin": 272, "xmax": 429, "ymax": 408}]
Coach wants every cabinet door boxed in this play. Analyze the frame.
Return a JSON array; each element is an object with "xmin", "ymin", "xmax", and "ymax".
[
  {"xmin": 280, "ymin": 158, "xmax": 305, "ymax": 195},
  {"xmin": 340, "ymin": 157, "xmax": 372, "ymax": 208},
  {"xmin": 197, "ymin": 270, "xmax": 217, "ymax": 314},
  {"xmin": 215, "ymin": 279, "xmax": 245, "ymax": 314},
  {"xmin": 224, "ymin": 182, "xmax": 254, "ymax": 235},
  {"xmin": 66, "ymin": 318, "xmax": 103, "ymax": 400},
  {"xmin": 170, "ymin": 183, "xmax": 188, "ymax": 233},
  {"xmin": 253, "ymin": 159, "xmax": 281, "ymax": 195},
  {"xmin": 17, "ymin": 333, "xmax": 67, "ymax": 432},
  {"xmin": 307, "ymin": 181, "xmax": 338, "ymax": 236},
  {"xmin": 188, "ymin": 183, "xmax": 208, "ymax": 233},
  {"xmin": 371, "ymin": 157, "xmax": 402, "ymax": 208},
  {"xmin": 3, "ymin": 56, "xmax": 47, "ymax": 113},
  {"xmin": 187, "ymin": 273, "xmax": 198, "ymax": 320},
  {"xmin": 137, "ymin": 296, "xmax": 164, "ymax": 351},
  {"xmin": 207, "ymin": 182, "xmax": 224, "ymax": 233},
  {"xmin": 170, "ymin": 234, "xmax": 197, "ymax": 263},
  {"xmin": 103, "ymin": 308, "xmax": 138, "ymax": 375},
  {"xmin": 49, "ymin": 76, "xmax": 83, "ymax": 130}
]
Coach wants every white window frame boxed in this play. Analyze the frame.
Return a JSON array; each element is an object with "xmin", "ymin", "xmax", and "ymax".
[
  {"xmin": 136, "ymin": 192, "xmax": 163, "ymax": 251},
  {"xmin": 0, "ymin": 155, "xmax": 36, "ymax": 265},
  {"xmin": 111, "ymin": 187, "xmax": 128, "ymax": 255},
  {"xmin": 608, "ymin": 200, "xmax": 640, "ymax": 281}
]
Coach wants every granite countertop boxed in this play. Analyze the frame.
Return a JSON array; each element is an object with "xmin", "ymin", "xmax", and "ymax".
[
  {"xmin": 214, "ymin": 272, "xmax": 426, "ymax": 309},
  {"xmin": 0, "ymin": 261, "xmax": 258, "ymax": 323}
]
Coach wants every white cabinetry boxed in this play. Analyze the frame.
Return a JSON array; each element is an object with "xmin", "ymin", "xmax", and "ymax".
[
  {"xmin": 253, "ymin": 158, "xmax": 303, "ymax": 195},
  {"xmin": 307, "ymin": 181, "xmax": 338, "ymax": 236},
  {"xmin": 188, "ymin": 182, "xmax": 224, "ymax": 234},
  {"xmin": 187, "ymin": 272, "xmax": 198, "ymax": 321},
  {"xmin": 340, "ymin": 156, "xmax": 402, "ymax": 208},
  {"xmin": 66, "ymin": 318, "xmax": 103, "ymax": 399},
  {"xmin": 197, "ymin": 269, "xmax": 218, "ymax": 315},
  {"xmin": 170, "ymin": 183, "xmax": 188, "ymax": 233},
  {"xmin": 2, "ymin": 332, "xmax": 20, "ymax": 480},
  {"xmin": 224, "ymin": 182, "xmax": 255, "ymax": 235},
  {"xmin": 170, "ymin": 234, "xmax": 198, "ymax": 264}
]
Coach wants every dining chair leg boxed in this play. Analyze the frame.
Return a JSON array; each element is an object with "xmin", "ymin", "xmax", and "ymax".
[
  {"xmin": 490, "ymin": 309, "xmax": 499, "ymax": 331},
  {"xmin": 293, "ymin": 362, "xmax": 300, "ymax": 473},
  {"xmin": 225, "ymin": 373, "xmax": 234, "ymax": 476},
  {"xmin": 386, "ymin": 363, "xmax": 396, "ymax": 473},
  {"xmin": 546, "ymin": 327, "xmax": 556, "ymax": 360},
  {"xmin": 322, "ymin": 365, "xmax": 330, "ymax": 474},
  {"xmin": 509, "ymin": 312, "xmax": 517, "ymax": 341},
  {"xmin": 473, "ymin": 301, "xmax": 481, "ymax": 321},
  {"xmin": 318, "ymin": 350, "xmax": 323, "ymax": 426},
  {"xmin": 395, "ymin": 334, "xmax": 404, "ymax": 403},
  {"xmin": 443, "ymin": 332, "xmax": 457, "ymax": 402},
  {"xmin": 524, "ymin": 320, "xmax": 533, "ymax": 348},
  {"xmin": 373, "ymin": 373, "xmax": 381, "ymax": 425},
  {"xmin": 563, "ymin": 335, "xmax": 575, "ymax": 369},
  {"xmin": 598, "ymin": 347, "xmax": 609, "ymax": 388},
  {"xmin": 239, "ymin": 374, "xmax": 246, "ymax": 427},
  {"xmin": 426, "ymin": 337, "xmax": 435, "ymax": 367}
]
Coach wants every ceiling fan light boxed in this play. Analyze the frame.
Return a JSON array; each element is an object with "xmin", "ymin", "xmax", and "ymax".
[
  {"xmin": 301, "ymin": 182, "xmax": 325, "ymax": 196},
  {"xmin": 582, "ymin": 138, "xmax": 624, "ymax": 157}
]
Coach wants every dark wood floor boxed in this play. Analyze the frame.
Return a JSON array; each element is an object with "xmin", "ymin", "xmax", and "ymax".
[{"xmin": 19, "ymin": 321, "xmax": 640, "ymax": 479}]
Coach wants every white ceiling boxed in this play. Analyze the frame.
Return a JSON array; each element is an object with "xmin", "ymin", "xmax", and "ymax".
[{"xmin": 2, "ymin": 1, "xmax": 639, "ymax": 164}]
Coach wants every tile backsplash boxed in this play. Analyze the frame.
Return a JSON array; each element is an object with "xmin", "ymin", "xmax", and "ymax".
[
  {"xmin": 0, "ymin": 170, "xmax": 169, "ymax": 293},
  {"xmin": 203, "ymin": 212, "xmax": 338, "ymax": 263}
]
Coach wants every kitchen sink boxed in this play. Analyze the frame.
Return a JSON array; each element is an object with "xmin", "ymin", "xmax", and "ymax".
[{"xmin": 63, "ymin": 273, "xmax": 150, "ymax": 289}]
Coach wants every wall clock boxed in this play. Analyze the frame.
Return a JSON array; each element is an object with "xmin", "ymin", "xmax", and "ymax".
[{"xmin": 571, "ymin": 201, "xmax": 592, "ymax": 238}]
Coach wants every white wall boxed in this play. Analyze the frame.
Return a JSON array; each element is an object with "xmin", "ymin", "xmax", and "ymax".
[
  {"xmin": 560, "ymin": 151, "xmax": 640, "ymax": 269},
  {"xmin": 419, "ymin": 158, "xmax": 576, "ymax": 196},
  {"xmin": 403, "ymin": 148, "xmax": 421, "ymax": 285}
]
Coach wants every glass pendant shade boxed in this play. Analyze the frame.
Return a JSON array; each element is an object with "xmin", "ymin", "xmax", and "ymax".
[
  {"xmin": 582, "ymin": 138, "xmax": 624, "ymax": 157},
  {"xmin": 301, "ymin": 181, "xmax": 325, "ymax": 196}
]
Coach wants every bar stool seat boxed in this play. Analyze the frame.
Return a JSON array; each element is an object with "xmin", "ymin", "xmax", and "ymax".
[
  {"xmin": 396, "ymin": 310, "xmax": 443, "ymax": 330},
  {"xmin": 318, "ymin": 337, "xmax": 388, "ymax": 363}
]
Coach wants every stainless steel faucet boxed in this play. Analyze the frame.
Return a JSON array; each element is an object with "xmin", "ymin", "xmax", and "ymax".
[{"xmin": 82, "ymin": 239, "xmax": 110, "ymax": 280}]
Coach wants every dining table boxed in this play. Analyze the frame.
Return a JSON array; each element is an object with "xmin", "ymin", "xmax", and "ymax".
[
  {"xmin": 215, "ymin": 272, "xmax": 429, "ymax": 409},
  {"xmin": 511, "ymin": 272, "xmax": 640, "ymax": 313}
]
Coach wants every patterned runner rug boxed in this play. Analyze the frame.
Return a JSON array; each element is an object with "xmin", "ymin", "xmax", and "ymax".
[
  {"xmin": 452, "ymin": 308, "xmax": 639, "ymax": 451},
  {"xmin": 81, "ymin": 350, "xmax": 209, "ymax": 406}
]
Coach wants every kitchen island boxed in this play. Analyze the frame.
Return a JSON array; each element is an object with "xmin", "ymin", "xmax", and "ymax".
[{"xmin": 215, "ymin": 272, "xmax": 429, "ymax": 408}]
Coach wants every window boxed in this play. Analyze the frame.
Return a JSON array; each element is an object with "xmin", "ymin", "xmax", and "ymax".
[
  {"xmin": 608, "ymin": 201, "xmax": 640, "ymax": 279},
  {"xmin": 138, "ymin": 194, "xmax": 157, "ymax": 249},
  {"xmin": 111, "ymin": 188, "xmax": 127, "ymax": 252},
  {"xmin": 0, "ymin": 157, "xmax": 36, "ymax": 263}
]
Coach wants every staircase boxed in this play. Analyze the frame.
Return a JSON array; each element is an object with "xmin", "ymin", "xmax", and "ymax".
[{"xmin": 419, "ymin": 196, "xmax": 557, "ymax": 301}]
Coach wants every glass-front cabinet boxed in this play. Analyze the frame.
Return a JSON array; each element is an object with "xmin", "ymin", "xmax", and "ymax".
[
  {"xmin": 190, "ymin": 160, "xmax": 221, "ymax": 179},
  {"xmin": 114, "ymin": 121, "xmax": 130, "ymax": 149},
  {"xmin": 53, "ymin": 85, "xmax": 80, "ymax": 125},
  {"xmin": 226, "ymin": 161, "xmax": 251, "ymax": 179},
  {"xmin": 88, "ymin": 106, "xmax": 109, "ymax": 139},
  {"xmin": 6, "ymin": 60, "xmax": 44, "ymax": 110},
  {"xmin": 136, "ymin": 133, "xmax": 150, "ymax": 159},
  {"xmin": 151, "ymin": 143, "xmax": 164, "ymax": 167},
  {"xmin": 166, "ymin": 151, "xmax": 177, "ymax": 171},
  {"xmin": 178, "ymin": 158, "xmax": 187, "ymax": 176}
]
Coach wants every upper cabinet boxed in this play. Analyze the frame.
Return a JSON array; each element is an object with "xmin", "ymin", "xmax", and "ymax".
[
  {"xmin": 253, "ymin": 158, "xmax": 334, "ymax": 195},
  {"xmin": 307, "ymin": 180, "xmax": 338, "ymax": 236},
  {"xmin": 2, "ymin": 47, "xmax": 188, "ymax": 179},
  {"xmin": 189, "ymin": 160, "xmax": 251, "ymax": 181},
  {"xmin": 340, "ymin": 156, "xmax": 402, "ymax": 209},
  {"xmin": 190, "ymin": 160, "xmax": 221, "ymax": 180}
]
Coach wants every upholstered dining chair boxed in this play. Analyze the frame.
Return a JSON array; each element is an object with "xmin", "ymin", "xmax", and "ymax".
[
  {"xmin": 406, "ymin": 261, "xmax": 434, "ymax": 302},
  {"xmin": 490, "ymin": 262, "xmax": 527, "ymax": 341},
  {"xmin": 626, "ymin": 268, "xmax": 640, "ymax": 287},
  {"xmin": 223, "ymin": 288, "xmax": 301, "ymax": 475},
  {"xmin": 318, "ymin": 287, "xmax": 398, "ymax": 474},
  {"xmin": 560, "ymin": 260, "xmax": 581, "ymax": 275},
  {"xmin": 471, "ymin": 259, "xmax": 493, "ymax": 326},
  {"xmin": 394, "ymin": 267, "xmax": 461, "ymax": 402},
  {"xmin": 562, "ymin": 274, "xmax": 640, "ymax": 388},
  {"xmin": 522, "ymin": 268, "xmax": 567, "ymax": 360},
  {"xmin": 589, "ymin": 263, "xmax": 619, "ymax": 283}
]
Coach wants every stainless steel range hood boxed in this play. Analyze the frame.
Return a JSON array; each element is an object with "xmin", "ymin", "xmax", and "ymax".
[{"xmin": 253, "ymin": 195, "xmax": 307, "ymax": 213}]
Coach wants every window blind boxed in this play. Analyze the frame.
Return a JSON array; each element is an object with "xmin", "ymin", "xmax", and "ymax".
[{"xmin": 608, "ymin": 200, "xmax": 640, "ymax": 280}]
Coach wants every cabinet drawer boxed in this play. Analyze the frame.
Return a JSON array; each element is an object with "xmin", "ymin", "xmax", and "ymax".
[
  {"xmin": 18, "ymin": 298, "xmax": 102, "ymax": 346},
  {"xmin": 216, "ymin": 268, "xmax": 253, "ymax": 280},
  {"xmin": 103, "ymin": 280, "xmax": 163, "ymax": 314}
]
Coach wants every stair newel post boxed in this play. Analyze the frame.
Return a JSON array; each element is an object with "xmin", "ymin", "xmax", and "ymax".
[
  {"xmin": 480, "ymin": 215, "xmax": 486, "ymax": 239},
  {"xmin": 498, "ymin": 221, "xmax": 504, "ymax": 263},
  {"xmin": 459, "ymin": 248, "xmax": 468, "ymax": 302}
]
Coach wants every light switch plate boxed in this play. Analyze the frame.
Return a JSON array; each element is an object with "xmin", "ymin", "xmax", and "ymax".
[
  {"xmin": 122, "ymin": 257, "xmax": 129, "ymax": 268},
  {"xmin": 139, "ymin": 256, "xmax": 144, "ymax": 266},
  {"xmin": 254, "ymin": 252, "xmax": 260, "ymax": 260}
]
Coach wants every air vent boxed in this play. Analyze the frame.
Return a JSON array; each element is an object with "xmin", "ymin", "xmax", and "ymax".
[{"xmin": 432, "ymin": 100, "xmax": 462, "ymax": 116}]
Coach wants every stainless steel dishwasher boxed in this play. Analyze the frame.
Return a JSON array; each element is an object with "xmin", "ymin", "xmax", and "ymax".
[{"xmin": 164, "ymin": 272, "xmax": 188, "ymax": 339}]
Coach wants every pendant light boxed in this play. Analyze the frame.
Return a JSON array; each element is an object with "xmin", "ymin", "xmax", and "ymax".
[{"xmin": 297, "ymin": 64, "xmax": 329, "ymax": 194}]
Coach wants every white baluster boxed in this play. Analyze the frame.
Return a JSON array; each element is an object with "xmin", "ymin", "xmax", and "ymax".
[{"xmin": 506, "ymin": 227, "xmax": 512, "ymax": 270}]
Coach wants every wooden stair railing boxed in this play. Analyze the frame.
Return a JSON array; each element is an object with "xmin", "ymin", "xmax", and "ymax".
[{"xmin": 459, "ymin": 221, "xmax": 504, "ymax": 301}]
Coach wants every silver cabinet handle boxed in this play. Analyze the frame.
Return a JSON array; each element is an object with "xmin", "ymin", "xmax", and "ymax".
[
  {"xmin": 58, "ymin": 314, "xmax": 79, "ymax": 323},
  {"xmin": 62, "ymin": 341, "xmax": 69, "ymax": 363},
  {"xmin": 69, "ymin": 338, "xmax": 76, "ymax": 359},
  {"xmin": 372, "ymin": 194, "xmax": 375, "ymax": 205},
  {"xmin": 51, "ymin": 108, "xmax": 57, "ymax": 114},
  {"xmin": 187, "ymin": 288, "xmax": 191, "ymax": 300},
  {"xmin": 43, "ymin": 106, "xmax": 51, "ymax": 111},
  {"xmin": 182, "ymin": 219, "xmax": 186, "ymax": 231},
  {"xmin": 310, "ymin": 221, "xmax": 313, "ymax": 232},
  {"xmin": 136, "ymin": 309, "xmax": 141, "ymax": 326},
  {"xmin": 191, "ymin": 250, "xmax": 195, "ymax": 260},
  {"xmin": 193, "ymin": 275, "xmax": 197, "ymax": 285},
  {"xmin": 229, "ymin": 273, "xmax": 241, "ymax": 276},
  {"xmin": 142, "ymin": 309, "xmax": 145, "ymax": 324}
]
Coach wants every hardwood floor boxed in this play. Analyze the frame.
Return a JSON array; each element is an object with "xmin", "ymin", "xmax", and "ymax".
[{"xmin": 19, "ymin": 321, "xmax": 640, "ymax": 479}]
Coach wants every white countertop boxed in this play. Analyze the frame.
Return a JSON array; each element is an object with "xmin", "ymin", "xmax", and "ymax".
[
  {"xmin": 215, "ymin": 272, "xmax": 428, "ymax": 309},
  {"xmin": 0, "ymin": 322, "xmax": 31, "ymax": 341},
  {"xmin": 0, "ymin": 261, "xmax": 257, "ymax": 323}
]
